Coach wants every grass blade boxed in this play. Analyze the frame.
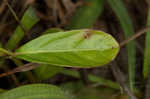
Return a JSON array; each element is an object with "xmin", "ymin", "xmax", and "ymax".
[
  {"xmin": 5, "ymin": 6, "xmax": 40, "ymax": 50},
  {"xmin": 143, "ymin": 6, "xmax": 150, "ymax": 78},
  {"xmin": 108, "ymin": 0, "xmax": 136, "ymax": 92},
  {"xmin": 66, "ymin": 0, "xmax": 105, "ymax": 29},
  {"xmin": 61, "ymin": 69, "xmax": 120, "ymax": 90},
  {"xmin": 4, "ymin": 6, "xmax": 39, "ymax": 82},
  {"xmin": 34, "ymin": 64, "xmax": 63, "ymax": 80},
  {"xmin": 144, "ymin": 5, "xmax": 150, "ymax": 99}
]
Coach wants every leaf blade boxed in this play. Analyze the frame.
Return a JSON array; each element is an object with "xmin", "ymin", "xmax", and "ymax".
[
  {"xmin": 1, "ymin": 84, "xmax": 68, "ymax": 99},
  {"xmin": 67, "ymin": 0, "xmax": 105, "ymax": 29},
  {"xmin": 15, "ymin": 29, "xmax": 119, "ymax": 68}
]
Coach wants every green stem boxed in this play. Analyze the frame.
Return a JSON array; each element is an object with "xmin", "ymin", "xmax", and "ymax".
[
  {"xmin": 0, "ymin": 48, "xmax": 14, "ymax": 56},
  {"xmin": 0, "ymin": 47, "xmax": 35, "ymax": 82}
]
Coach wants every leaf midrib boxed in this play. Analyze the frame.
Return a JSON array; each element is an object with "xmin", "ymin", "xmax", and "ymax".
[{"xmin": 15, "ymin": 48, "xmax": 118, "ymax": 55}]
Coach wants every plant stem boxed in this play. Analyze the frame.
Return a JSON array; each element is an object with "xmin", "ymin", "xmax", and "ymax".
[
  {"xmin": 0, "ymin": 48, "xmax": 14, "ymax": 56},
  {"xmin": 120, "ymin": 26, "xmax": 150, "ymax": 47},
  {"xmin": 110, "ymin": 61, "xmax": 137, "ymax": 99},
  {"xmin": 12, "ymin": 58, "xmax": 36, "ymax": 82},
  {"xmin": 6, "ymin": 2, "xmax": 26, "ymax": 33}
]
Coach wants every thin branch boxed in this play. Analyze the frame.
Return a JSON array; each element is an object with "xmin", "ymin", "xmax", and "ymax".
[
  {"xmin": 6, "ymin": 2, "xmax": 27, "ymax": 33},
  {"xmin": 2, "ymin": 63, "xmax": 20, "ymax": 86},
  {"xmin": 0, "ymin": 63, "xmax": 39, "ymax": 78},
  {"xmin": 110, "ymin": 61, "xmax": 137, "ymax": 99},
  {"xmin": 120, "ymin": 26, "xmax": 150, "ymax": 47},
  {"xmin": 0, "ymin": 47, "xmax": 14, "ymax": 56}
]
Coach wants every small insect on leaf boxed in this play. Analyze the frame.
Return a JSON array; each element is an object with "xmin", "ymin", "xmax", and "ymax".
[
  {"xmin": 15, "ymin": 29, "xmax": 119, "ymax": 68},
  {"xmin": 83, "ymin": 29, "xmax": 93, "ymax": 39}
]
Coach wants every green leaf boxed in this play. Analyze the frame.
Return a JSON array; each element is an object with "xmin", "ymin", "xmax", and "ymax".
[
  {"xmin": 5, "ymin": 6, "xmax": 40, "ymax": 50},
  {"xmin": 67, "ymin": 0, "xmax": 105, "ymax": 29},
  {"xmin": 33, "ymin": 28, "xmax": 64, "ymax": 80},
  {"xmin": 1, "ymin": 84, "xmax": 68, "ymax": 99},
  {"xmin": 0, "ymin": 89, "xmax": 6, "ymax": 94},
  {"xmin": 15, "ymin": 29, "xmax": 119, "ymax": 68},
  {"xmin": 34, "ymin": 64, "xmax": 63, "ymax": 80}
]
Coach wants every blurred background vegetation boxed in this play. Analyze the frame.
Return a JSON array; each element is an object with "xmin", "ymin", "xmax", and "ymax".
[{"xmin": 0, "ymin": 0, "xmax": 149, "ymax": 99}]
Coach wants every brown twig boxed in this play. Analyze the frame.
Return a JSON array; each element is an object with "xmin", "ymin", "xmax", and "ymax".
[
  {"xmin": 120, "ymin": 26, "xmax": 150, "ymax": 47},
  {"xmin": 110, "ymin": 61, "xmax": 137, "ymax": 99},
  {"xmin": 0, "ymin": 63, "xmax": 39, "ymax": 78},
  {"xmin": 0, "ymin": 0, "xmax": 7, "ymax": 14},
  {"xmin": 6, "ymin": 2, "xmax": 27, "ymax": 33},
  {"xmin": 2, "ymin": 63, "xmax": 20, "ymax": 86}
]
